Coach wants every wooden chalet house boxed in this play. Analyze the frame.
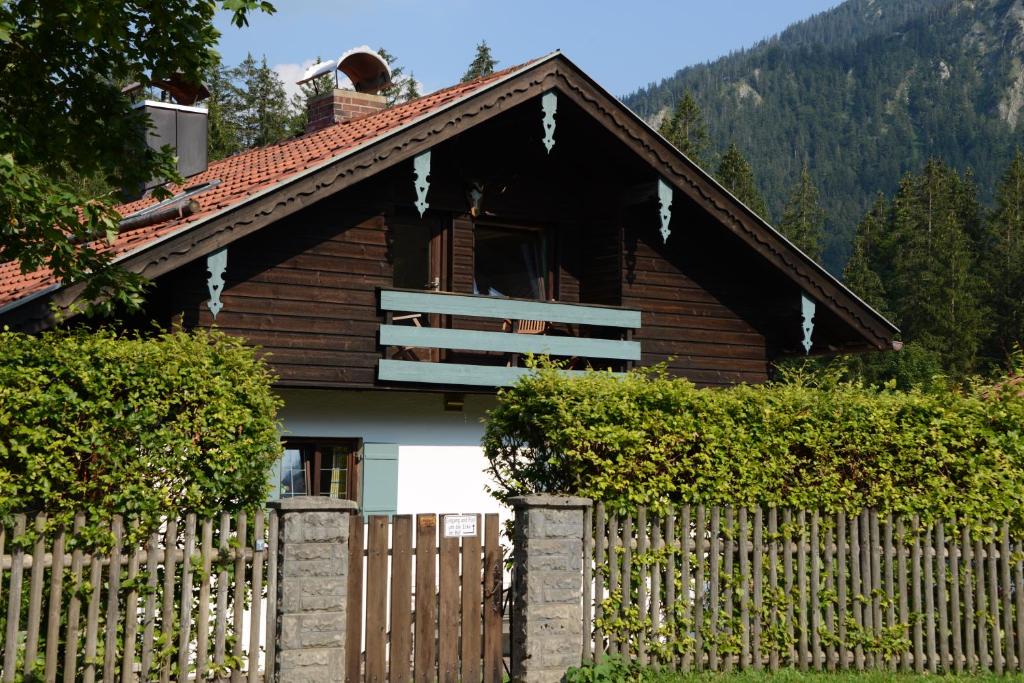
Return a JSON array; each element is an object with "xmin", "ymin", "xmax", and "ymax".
[{"xmin": 0, "ymin": 51, "xmax": 898, "ymax": 519}]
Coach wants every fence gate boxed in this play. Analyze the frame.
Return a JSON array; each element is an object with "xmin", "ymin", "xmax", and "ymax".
[{"xmin": 346, "ymin": 513, "xmax": 504, "ymax": 683}]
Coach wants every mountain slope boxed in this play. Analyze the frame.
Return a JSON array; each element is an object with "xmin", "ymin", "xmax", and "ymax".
[{"xmin": 624, "ymin": 0, "xmax": 1024, "ymax": 272}]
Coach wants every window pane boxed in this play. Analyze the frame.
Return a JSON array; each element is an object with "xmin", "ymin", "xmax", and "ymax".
[
  {"xmin": 392, "ymin": 223, "xmax": 431, "ymax": 290},
  {"xmin": 474, "ymin": 226, "xmax": 544, "ymax": 299},
  {"xmin": 319, "ymin": 445, "xmax": 349, "ymax": 498},
  {"xmin": 279, "ymin": 448, "xmax": 307, "ymax": 498}
]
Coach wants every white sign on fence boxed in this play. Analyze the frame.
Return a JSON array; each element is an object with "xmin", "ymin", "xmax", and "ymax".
[{"xmin": 443, "ymin": 514, "xmax": 478, "ymax": 538}]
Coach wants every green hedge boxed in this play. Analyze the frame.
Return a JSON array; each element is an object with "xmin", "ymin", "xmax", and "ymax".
[
  {"xmin": 483, "ymin": 364, "xmax": 1024, "ymax": 528},
  {"xmin": 0, "ymin": 328, "xmax": 282, "ymax": 544}
]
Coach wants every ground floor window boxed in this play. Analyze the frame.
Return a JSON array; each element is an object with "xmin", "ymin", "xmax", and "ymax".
[{"xmin": 275, "ymin": 439, "xmax": 361, "ymax": 501}]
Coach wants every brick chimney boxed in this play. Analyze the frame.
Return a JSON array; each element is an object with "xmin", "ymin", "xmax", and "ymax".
[{"xmin": 306, "ymin": 88, "xmax": 388, "ymax": 133}]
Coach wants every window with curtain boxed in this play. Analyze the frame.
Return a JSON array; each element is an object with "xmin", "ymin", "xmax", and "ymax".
[
  {"xmin": 276, "ymin": 440, "xmax": 360, "ymax": 500},
  {"xmin": 473, "ymin": 225, "xmax": 545, "ymax": 300}
]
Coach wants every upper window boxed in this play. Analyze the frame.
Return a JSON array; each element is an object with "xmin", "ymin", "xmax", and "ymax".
[
  {"xmin": 473, "ymin": 225, "xmax": 545, "ymax": 300},
  {"xmin": 275, "ymin": 439, "xmax": 360, "ymax": 500}
]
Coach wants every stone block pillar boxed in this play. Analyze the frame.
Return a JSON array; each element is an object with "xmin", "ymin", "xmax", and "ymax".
[
  {"xmin": 509, "ymin": 494, "xmax": 592, "ymax": 683},
  {"xmin": 268, "ymin": 497, "xmax": 358, "ymax": 683}
]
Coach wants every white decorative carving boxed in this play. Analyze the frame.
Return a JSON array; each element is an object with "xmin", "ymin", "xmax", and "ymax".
[
  {"xmin": 801, "ymin": 292, "xmax": 816, "ymax": 354},
  {"xmin": 658, "ymin": 178, "xmax": 673, "ymax": 242},
  {"xmin": 541, "ymin": 91, "xmax": 557, "ymax": 153},
  {"xmin": 206, "ymin": 248, "xmax": 227, "ymax": 319},
  {"xmin": 413, "ymin": 150, "xmax": 431, "ymax": 217}
]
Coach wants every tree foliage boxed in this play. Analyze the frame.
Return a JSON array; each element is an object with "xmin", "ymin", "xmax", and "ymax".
[
  {"xmin": 0, "ymin": 0, "xmax": 274, "ymax": 311},
  {"xmin": 658, "ymin": 90, "xmax": 710, "ymax": 167},
  {"xmin": 779, "ymin": 164, "xmax": 826, "ymax": 260},
  {"xmin": 233, "ymin": 53, "xmax": 291, "ymax": 149},
  {"xmin": 483, "ymin": 364, "xmax": 1024, "ymax": 530},
  {"xmin": 0, "ymin": 328, "xmax": 282, "ymax": 545},
  {"xmin": 715, "ymin": 143, "xmax": 769, "ymax": 220},
  {"xmin": 461, "ymin": 40, "xmax": 498, "ymax": 83}
]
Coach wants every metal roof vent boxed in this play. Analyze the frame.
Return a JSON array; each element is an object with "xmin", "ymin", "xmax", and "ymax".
[{"xmin": 296, "ymin": 46, "xmax": 393, "ymax": 94}]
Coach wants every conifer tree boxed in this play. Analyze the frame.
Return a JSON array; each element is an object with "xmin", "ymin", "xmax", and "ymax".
[
  {"xmin": 779, "ymin": 164, "xmax": 826, "ymax": 261},
  {"xmin": 716, "ymin": 142, "xmax": 769, "ymax": 219},
  {"xmin": 983, "ymin": 148, "xmax": 1024, "ymax": 360},
  {"xmin": 461, "ymin": 40, "xmax": 498, "ymax": 82},
  {"xmin": 658, "ymin": 91, "xmax": 710, "ymax": 166},
  {"xmin": 377, "ymin": 47, "xmax": 417, "ymax": 107},
  {"xmin": 843, "ymin": 193, "xmax": 891, "ymax": 316},
  {"xmin": 205, "ymin": 57, "xmax": 242, "ymax": 161},
  {"xmin": 233, "ymin": 54, "xmax": 291, "ymax": 149}
]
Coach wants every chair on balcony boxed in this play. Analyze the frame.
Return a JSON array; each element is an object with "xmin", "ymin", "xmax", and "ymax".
[{"xmin": 390, "ymin": 313, "xmax": 425, "ymax": 361}]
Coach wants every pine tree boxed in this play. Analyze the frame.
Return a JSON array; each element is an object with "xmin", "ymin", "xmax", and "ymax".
[
  {"xmin": 983, "ymin": 148, "xmax": 1024, "ymax": 361},
  {"xmin": 461, "ymin": 41, "xmax": 498, "ymax": 82},
  {"xmin": 843, "ymin": 193, "xmax": 890, "ymax": 316},
  {"xmin": 402, "ymin": 71, "xmax": 422, "ymax": 102},
  {"xmin": 715, "ymin": 143, "xmax": 769, "ymax": 220},
  {"xmin": 205, "ymin": 57, "xmax": 242, "ymax": 161},
  {"xmin": 233, "ymin": 54, "xmax": 291, "ymax": 149},
  {"xmin": 377, "ymin": 47, "xmax": 417, "ymax": 107},
  {"xmin": 658, "ymin": 91, "xmax": 710, "ymax": 166},
  {"xmin": 779, "ymin": 164, "xmax": 826, "ymax": 261}
]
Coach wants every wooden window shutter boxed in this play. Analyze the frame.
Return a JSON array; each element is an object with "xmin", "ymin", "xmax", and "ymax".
[{"xmin": 361, "ymin": 443, "xmax": 399, "ymax": 516}]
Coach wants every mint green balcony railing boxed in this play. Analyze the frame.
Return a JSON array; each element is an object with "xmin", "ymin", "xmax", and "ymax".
[{"xmin": 377, "ymin": 288, "xmax": 642, "ymax": 387}]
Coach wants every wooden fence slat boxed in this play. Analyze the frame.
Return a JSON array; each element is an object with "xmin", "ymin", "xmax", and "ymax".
[
  {"xmin": 949, "ymin": 522, "xmax": 963, "ymax": 674},
  {"xmin": 962, "ymin": 527, "xmax": 976, "ymax": 672},
  {"xmin": 413, "ymin": 514, "xmax": 436, "ymax": 683},
  {"xmin": 1002, "ymin": 523, "xmax": 1014, "ymax": 673},
  {"xmin": 738, "ymin": 508, "xmax": 751, "ymax": 671},
  {"xmin": 693, "ymin": 505, "xmax": 706, "ymax": 671},
  {"xmin": 884, "ymin": 514, "xmax": 896, "ymax": 671},
  {"xmin": 837, "ymin": 513, "xmax": 848, "ymax": 671},
  {"xmin": 23, "ymin": 514, "xmax": 47, "ymax": 677},
  {"xmin": 365, "ymin": 515, "xmax": 389, "ymax": 683},
  {"xmin": 346, "ymin": 515, "xmax": 365, "ymax": 683},
  {"xmin": 196, "ymin": 517, "xmax": 215, "ymax": 681},
  {"xmin": 83, "ymin": 525, "xmax": 105, "ymax": 683},
  {"xmin": 708, "ymin": 507, "xmax": 721, "ymax": 671},
  {"xmin": 896, "ymin": 517, "xmax": 909, "ymax": 672},
  {"xmin": 680, "ymin": 505, "xmax": 693, "ymax": 671},
  {"xmin": 936, "ymin": 522, "xmax": 950, "ymax": 673},
  {"xmin": 265, "ymin": 509, "xmax": 279, "ymax": 683},
  {"xmin": 976, "ymin": 533, "xmax": 989, "ymax": 670},
  {"xmin": 461, "ymin": 515, "xmax": 482, "ymax": 683},
  {"xmin": 2, "ymin": 514, "xmax": 27, "ymax": 682},
  {"xmin": 62, "ymin": 514, "xmax": 86, "ymax": 683},
  {"xmin": 102, "ymin": 515, "xmax": 124, "ymax": 683},
  {"xmin": 988, "ymin": 535, "xmax": 1002, "ymax": 674},
  {"xmin": 797, "ymin": 510, "xmax": 809, "ymax": 671},
  {"xmin": 767, "ymin": 508, "xmax": 778, "ymax": 672},
  {"xmin": 851, "ymin": 512, "xmax": 864, "ymax": 671},
  {"xmin": 607, "ymin": 512, "xmax": 619, "ymax": 657},
  {"xmin": 43, "ymin": 523, "xmax": 66, "ymax": 682},
  {"xmin": 911, "ymin": 517, "xmax": 923, "ymax": 673},
  {"xmin": 438, "ymin": 519, "xmax": 460, "ymax": 683},
  {"xmin": 751, "ymin": 507, "xmax": 763, "ymax": 671},
  {"xmin": 247, "ymin": 509, "xmax": 265, "ymax": 683},
  {"xmin": 158, "ymin": 519, "xmax": 178, "ymax": 683},
  {"xmin": 870, "ymin": 510, "xmax": 883, "ymax": 670},
  {"xmin": 176, "ymin": 514, "xmax": 197, "ymax": 683},
  {"xmin": 389, "ymin": 515, "xmax": 413, "ymax": 683},
  {"xmin": 923, "ymin": 517, "xmax": 937, "ymax": 674},
  {"xmin": 1016, "ymin": 539, "xmax": 1024, "ymax": 673},
  {"xmin": 582, "ymin": 505, "xmax": 593, "ymax": 664},
  {"xmin": 721, "ymin": 508, "xmax": 734, "ymax": 672},
  {"xmin": 621, "ymin": 513, "xmax": 633, "ymax": 659},
  {"xmin": 482, "ymin": 514, "xmax": 502, "ymax": 683},
  {"xmin": 0, "ymin": 525, "xmax": 5, "ymax": 676},
  {"xmin": 594, "ymin": 504, "xmax": 606, "ymax": 663},
  {"xmin": 825, "ymin": 520, "xmax": 836, "ymax": 672},
  {"xmin": 120, "ymin": 520, "xmax": 142, "ymax": 683},
  {"xmin": 231, "ymin": 511, "xmax": 247, "ymax": 683},
  {"xmin": 783, "ymin": 509, "xmax": 795, "ymax": 668},
  {"xmin": 213, "ymin": 513, "xmax": 230, "ymax": 674},
  {"xmin": 810, "ymin": 511, "xmax": 821, "ymax": 671},
  {"xmin": 651, "ymin": 513, "xmax": 663, "ymax": 667},
  {"xmin": 666, "ymin": 509, "xmax": 677, "ymax": 670},
  {"xmin": 637, "ymin": 506, "xmax": 648, "ymax": 667}
]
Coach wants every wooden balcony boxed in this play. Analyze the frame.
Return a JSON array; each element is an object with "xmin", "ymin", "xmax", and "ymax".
[{"xmin": 377, "ymin": 289, "xmax": 642, "ymax": 387}]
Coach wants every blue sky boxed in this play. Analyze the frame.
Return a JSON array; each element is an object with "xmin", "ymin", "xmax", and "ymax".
[{"xmin": 214, "ymin": 1, "xmax": 842, "ymax": 100}]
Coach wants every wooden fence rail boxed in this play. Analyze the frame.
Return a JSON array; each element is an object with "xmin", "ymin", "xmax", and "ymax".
[
  {"xmin": 0, "ymin": 510, "xmax": 273, "ymax": 682},
  {"xmin": 586, "ymin": 503, "xmax": 1024, "ymax": 674}
]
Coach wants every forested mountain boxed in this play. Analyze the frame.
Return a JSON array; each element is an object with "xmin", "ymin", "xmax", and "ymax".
[{"xmin": 624, "ymin": 0, "xmax": 1024, "ymax": 273}]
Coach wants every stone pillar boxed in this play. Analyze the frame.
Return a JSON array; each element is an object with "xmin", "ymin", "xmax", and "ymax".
[
  {"xmin": 268, "ymin": 497, "xmax": 358, "ymax": 683},
  {"xmin": 509, "ymin": 494, "xmax": 592, "ymax": 683}
]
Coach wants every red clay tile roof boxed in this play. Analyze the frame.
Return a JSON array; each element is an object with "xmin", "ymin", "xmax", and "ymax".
[{"xmin": 0, "ymin": 59, "xmax": 541, "ymax": 310}]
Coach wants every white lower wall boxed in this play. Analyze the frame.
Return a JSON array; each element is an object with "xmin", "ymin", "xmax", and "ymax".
[{"xmin": 276, "ymin": 389, "xmax": 510, "ymax": 525}]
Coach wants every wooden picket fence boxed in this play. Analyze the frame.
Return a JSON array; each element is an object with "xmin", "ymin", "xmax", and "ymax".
[
  {"xmin": 0, "ymin": 510, "xmax": 273, "ymax": 682},
  {"xmin": 585, "ymin": 503, "xmax": 1024, "ymax": 673},
  {"xmin": 345, "ymin": 513, "xmax": 505, "ymax": 683}
]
